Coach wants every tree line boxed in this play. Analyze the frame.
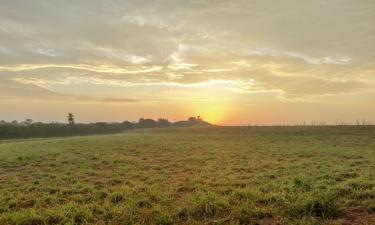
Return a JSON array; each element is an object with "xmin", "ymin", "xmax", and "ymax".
[{"xmin": 0, "ymin": 115, "xmax": 210, "ymax": 139}]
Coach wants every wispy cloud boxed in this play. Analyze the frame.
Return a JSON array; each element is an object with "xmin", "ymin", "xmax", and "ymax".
[
  {"xmin": 0, "ymin": 64, "xmax": 162, "ymax": 74},
  {"xmin": 243, "ymin": 48, "xmax": 351, "ymax": 65}
]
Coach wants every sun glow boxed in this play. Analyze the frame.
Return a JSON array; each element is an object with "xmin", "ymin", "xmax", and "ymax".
[{"xmin": 192, "ymin": 103, "xmax": 231, "ymax": 125}]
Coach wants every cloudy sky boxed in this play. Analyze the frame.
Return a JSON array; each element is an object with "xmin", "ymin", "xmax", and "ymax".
[{"xmin": 1, "ymin": 0, "xmax": 375, "ymax": 124}]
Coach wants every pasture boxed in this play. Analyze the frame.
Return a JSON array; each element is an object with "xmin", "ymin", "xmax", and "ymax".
[{"xmin": 0, "ymin": 126, "xmax": 374, "ymax": 224}]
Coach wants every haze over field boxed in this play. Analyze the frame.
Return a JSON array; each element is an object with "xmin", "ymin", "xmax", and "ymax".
[{"xmin": 1, "ymin": 1, "xmax": 375, "ymax": 124}]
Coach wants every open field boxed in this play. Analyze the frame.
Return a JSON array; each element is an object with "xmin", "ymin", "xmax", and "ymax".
[{"xmin": 0, "ymin": 126, "xmax": 374, "ymax": 225}]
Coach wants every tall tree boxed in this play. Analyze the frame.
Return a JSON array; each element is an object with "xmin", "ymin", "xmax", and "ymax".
[{"xmin": 68, "ymin": 113, "xmax": 75, "ymax": 125}]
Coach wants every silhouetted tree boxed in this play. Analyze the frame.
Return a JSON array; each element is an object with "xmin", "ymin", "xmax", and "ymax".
[
  {"xmin": 0, "ymin": 116, "xmax": 211, "ymax": 139},
  {"xmin": 173, "ymin": 116, "xmax": 210, "ymax": 127},
  {"xmin": 158, "ymin": 118, "xmax": 171, "ymax": 127},
  {"xmin": 197, "ymin": 116, "xmax": 203, "ymax": 125},
  {"xmin": 188, "ymin": 117, "xmax": 200, "ymax": 125},
  {"xmin": 24, "ymin": 119, "xmax": 33, "ymax": 125},
  {"xmin": 122, "ymin": 121, "xmax": 134, "ymax": 129},
  {"xmin": 173, "ymin": 120, "xmax": 189, "ymax": 127},
  {"xmin": 138, "ymin": 118, "xmax": 157, "ymax": 128},
  {"xmin": 68, "ymin": 113, "xmax": 75, "ymax": 125}
]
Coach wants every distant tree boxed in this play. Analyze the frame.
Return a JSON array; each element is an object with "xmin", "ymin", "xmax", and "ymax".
[
  {"xmin": 138, "ymin": 118, "xmax": 157, "ymax": 128},
  {"xmin": 173, "ymin": 116, "xmax": 210, "ymax": 127},
  {"xmin": 197, "ymin": 116, "xmax": 203, "ymax": 125},
  {"xmin": 158, "ymin": 118, "xmax": 171, "ymax": 127},
  {"xmin": 0, "ymin": 120, "xmax": 6, "ymax": 124},
  {"xmin": 24, "ymin": 119, "xmax": 33, "ymax": 125},
  {"xmin": 173, "ymin": 120, "xmax": 189, "ymax": 127},
  {"xmin": 122, "ymin": 121, "xmax": 134, "ymax": 129},
  {"xmin": 68, "ymin": 113, "xmax": 75, "ymax": 125},
  {"xmin": 187, "ymin": 117, "xmax": 200, "ymax": 126},
  {"xmin": 0, "ymin": 115, "xmax": 214, "ymax": 139}
]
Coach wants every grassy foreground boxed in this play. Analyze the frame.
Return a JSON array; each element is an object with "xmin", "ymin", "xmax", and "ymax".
[{"xmin": 0, "ymin": 126, "xmax": 374, "ymax": 225}]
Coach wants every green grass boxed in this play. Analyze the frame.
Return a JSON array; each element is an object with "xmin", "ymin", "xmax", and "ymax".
[{"xmin": 0, "ymin": 126, "xmax": 374, "ymax": 225}]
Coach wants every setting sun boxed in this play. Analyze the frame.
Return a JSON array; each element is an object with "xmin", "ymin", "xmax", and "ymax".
[{"xmin": 191, "ymin": 103, "xmax": 231, "ymax": 125}]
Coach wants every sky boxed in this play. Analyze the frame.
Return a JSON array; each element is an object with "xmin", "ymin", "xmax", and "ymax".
[{"xmin": 1, "ymin": 0, "xmax": 375, "ymax": 125}]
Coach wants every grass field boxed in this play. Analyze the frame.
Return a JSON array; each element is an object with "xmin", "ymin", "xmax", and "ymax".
[{"xmin": 0, "ymin": 126, "xmax": 374, "ymax": 225}]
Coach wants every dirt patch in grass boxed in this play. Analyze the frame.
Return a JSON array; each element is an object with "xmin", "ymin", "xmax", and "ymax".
[
  {"xmin": 257, "ymin": 217, "xmax": 280, "ymax": 225},
  {"xmin": 341, "ymin": 208, "xmax": 375, "ymax": 225}
]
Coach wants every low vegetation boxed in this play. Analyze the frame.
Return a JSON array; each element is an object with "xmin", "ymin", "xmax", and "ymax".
[
  {"xmin": 0, "ymin": 126, "xmax": 374, "ymax": 224},
  {"xmin": 0, "ymin": 116, "xmax": 209, "ymax": 139}
]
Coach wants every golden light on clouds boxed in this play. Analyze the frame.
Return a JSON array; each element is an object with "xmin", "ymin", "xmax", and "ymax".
[{"xmin": 1, "ymin": 1, "xmax": 375, "ymax": 124}]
